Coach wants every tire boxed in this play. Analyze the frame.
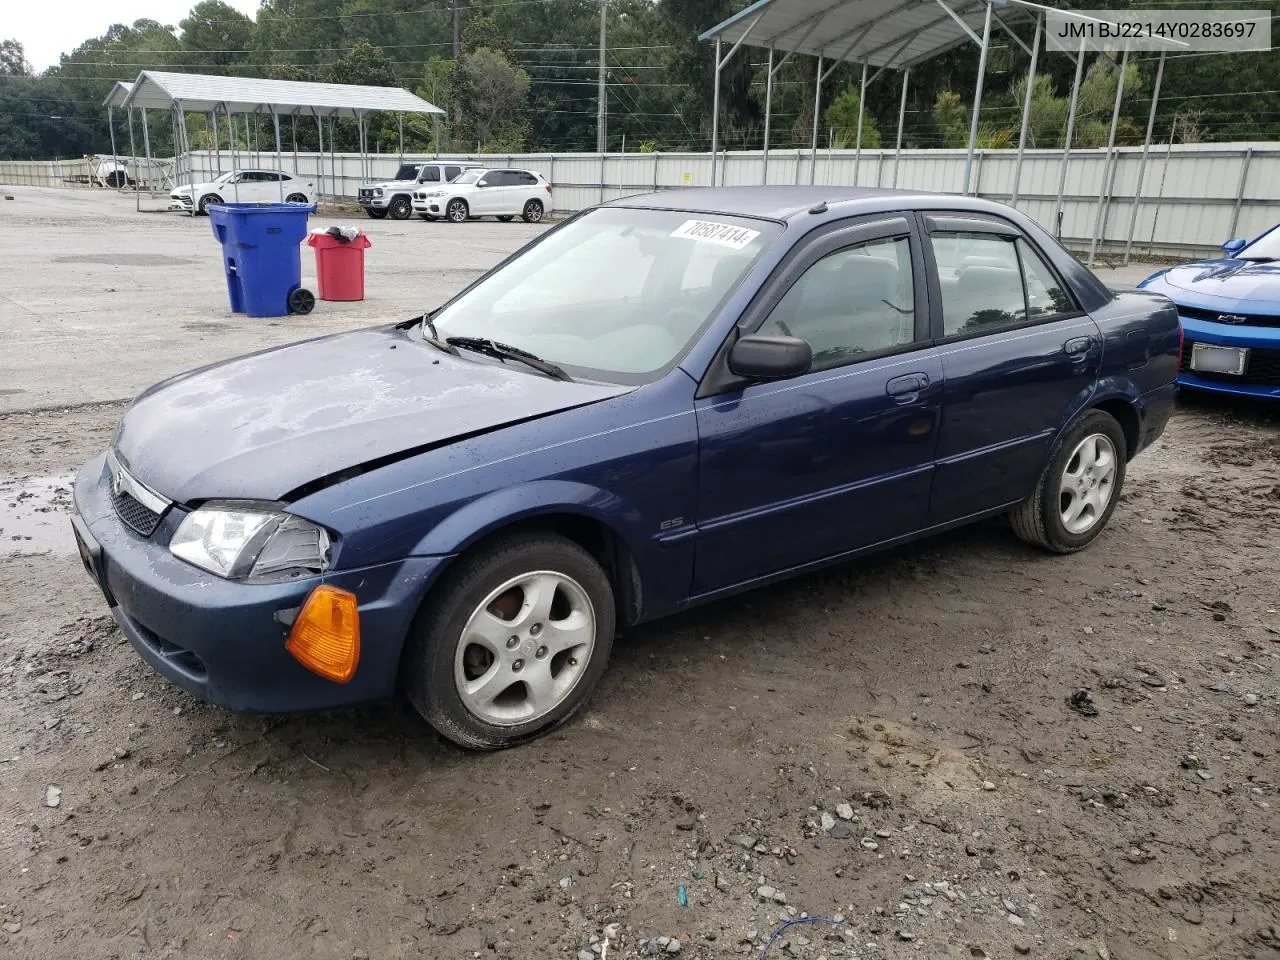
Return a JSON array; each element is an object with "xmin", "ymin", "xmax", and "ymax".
[
  {"xmin": 285, "ymin": 192, "xmax": 308, "ymax": 203},
  {"xmin": 1010, "ymin": 409, "xmax": 1128, "ymax": 554},
  {"xmin": 365, "ymin": 208, "xmax": 388, "ymax": 219},
  {"xmin": 446, "ymin": 198, "xmax": 469, "ymax": 223},
  {"xmin": 497, "ymin": 214, "xmax": 515, "ymax": 222},
  {"xmin": 522, "ymin": 199, "xmax": 544, "ymax": 223},
  {"xmin": 388, "ymin": 196, "xmax": 412, "ymax": 220},
  {"xmin": 287, "ymin": 287, "xmax": 315, "ymax": 315},
  {"xmin": 403, "ymin": 533, "xmax": 616, "ymax": 750},
  {"xmin": 197, "ymin": 193, "xmax": 222, "ymax": 215}
]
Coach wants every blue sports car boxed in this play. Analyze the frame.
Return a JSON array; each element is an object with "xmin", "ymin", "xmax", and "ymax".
[
  {"xmin": 1139, "ymin": 225, "xmax": 1280, "ymax": 399},
  {"xmin": 72, "ymin": 187, "xmax": 1179, "ymax": 749}
]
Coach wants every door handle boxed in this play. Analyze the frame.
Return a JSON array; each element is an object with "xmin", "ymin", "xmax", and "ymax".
[
  {"xmin": 1064, "ymin": 336, "xmax": 1094, "ymax": 357},
  {"xmin": 886, "ymin": 372, "xmax": 929, "ymax": 397}
]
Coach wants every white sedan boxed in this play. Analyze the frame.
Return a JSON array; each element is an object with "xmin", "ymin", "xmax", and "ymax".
[
  {"xmin": 412, "ymin": 168, "xmax": 551, "ymax": 223},
  {"xmin": 169, "ymin": 170, "xmax": 316, "ymax": 215}
]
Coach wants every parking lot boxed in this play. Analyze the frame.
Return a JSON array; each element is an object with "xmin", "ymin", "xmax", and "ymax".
[{"xmin": 0, "ymin": 186, "xmax": 1277, "ymax": 960}]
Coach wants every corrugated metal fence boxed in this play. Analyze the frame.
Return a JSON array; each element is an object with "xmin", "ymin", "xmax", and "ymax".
[{"xmin": 4, "ymin": 144, "xmax": 1278, "ymax": 258}]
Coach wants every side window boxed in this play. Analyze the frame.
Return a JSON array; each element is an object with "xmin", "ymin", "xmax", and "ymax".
[
  {"xmin": 421, "ymin": 167, "xmax": 441, "ymax": 182},
  {"xmin": 279, "ymin": 173, "xmax": 292, "ymax": 182},
  {"xmin": 518, "ymin": 172, "xmax": 538, "ymax": 185},
  {"xmin": 758, "ymin": 235, "xmax": 917, "ymax": 369},
  {"xmin": 1017, "ymin": 238, "xmax": 1076, "ymax": 317},
  {"xmin": 932, "ymin": 232, "xmax": 1026, "ymax": 336},
  {"xmin": 444, "ymin": 165, "xmax": 462, "ymax": 181}
]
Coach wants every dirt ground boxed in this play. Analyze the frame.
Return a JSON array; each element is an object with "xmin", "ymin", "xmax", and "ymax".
[
  {"xmin": 0, "ymin": 391, "xmax": 1276, "ymax": 960},
  {"xmin": 0, "ymin": 188, "xmax": 1276, "ymax": 960}
]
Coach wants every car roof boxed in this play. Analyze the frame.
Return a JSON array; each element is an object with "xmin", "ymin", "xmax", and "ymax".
[{"xmin": 604, "ymin": 185, "xmax": 1020, "ymax": 223}]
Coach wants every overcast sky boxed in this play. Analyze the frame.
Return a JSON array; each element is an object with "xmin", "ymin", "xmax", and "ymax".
[{"xmin": 11, "ymin": 0, "xmax": 263, "ymax": 72}]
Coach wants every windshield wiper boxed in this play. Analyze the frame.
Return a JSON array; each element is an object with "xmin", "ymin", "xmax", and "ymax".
[
  {"xmin": 445, "ymin": 337, "xmax": 573, "ymax": 382},
  {"xmin": 415, "ymin": 311, "xmax": 458, "ymax": 355}
]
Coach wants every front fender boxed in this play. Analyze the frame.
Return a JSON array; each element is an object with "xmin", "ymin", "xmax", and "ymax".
[{"xmin": 410, "ymin": 478, "xmax": 651, "ymax": 559}]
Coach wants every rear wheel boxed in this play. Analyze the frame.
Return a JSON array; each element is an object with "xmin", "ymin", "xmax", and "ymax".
[
  {"xmin": 403, "ymin": 534, "xmax": 615, "ymax": 750},
  {"xmin": 446, "ymin": 198, "xmax": 469, "ymax": 223},
  {"xmin": 1010, "ymin": 409, "xmax": 1127, "ymax": 553},
  {"xmin": 197, "ymin": 193, "xmax": 222, "ymax": 215},
  {"xmin": 287, "ymin": 287, "xmax": 315, "ymax": 315},
  {"xmin": 388, "ymin": 196, "xmax": 412, "ymax": 220},
  {"xmin": 285, "ymin": 192, "xmax": 308, "ymax": 203},
  {"xmin": 522, "ymin": 199, "xmax": 544, "ymax": 223}
]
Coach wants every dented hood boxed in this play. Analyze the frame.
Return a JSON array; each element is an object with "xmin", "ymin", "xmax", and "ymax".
[{"xmin": 114, "ymin": 326, "xmax": 629, "ymax": 503}]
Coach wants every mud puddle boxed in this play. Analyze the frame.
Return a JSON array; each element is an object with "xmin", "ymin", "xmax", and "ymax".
[{"xmin": 0, "ymin": 473, "xmax": 76, "ymax": 555}]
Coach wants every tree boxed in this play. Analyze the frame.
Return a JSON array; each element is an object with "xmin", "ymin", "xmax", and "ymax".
[
  {"xmin": 933, "ymin": 90, "xmax": 969, "ymax": 147},
  {"xmin": 329, "ymin": 39, "xmax": 399, "ymax": 87},
  {"xmin": 454, "ymin": 47, "xmax": 530, "ymax": 150},
  {"xmin": 1, "ymin": 39, "xmax": 30, "ymax": 76},
  {"xmin": 179, "ymin": 1, "xmax": 254, "ymax": 74},
  {"xmin": 462, "ymin": 12, "xmax": 513, "ymax": 59},
  {"xmin": 825, "ymin": 86, "xmax": 880, "ymax": 148}
]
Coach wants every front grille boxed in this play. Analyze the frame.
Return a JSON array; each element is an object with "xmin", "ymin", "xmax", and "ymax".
[
  {"xmin": 1181, "ymin": 340, "xmax": 1280, "ymax": 387},
  {"xmin": 1178, "ymin": 305, "xmax": 1280, "ymax": 329},
  {"xmin": 359, "ymin": 188, "xmax": 373, "ymax": 199},
  {"xmin": 112, "ymin": 489, "xmax": 162, "ymax": 537}
]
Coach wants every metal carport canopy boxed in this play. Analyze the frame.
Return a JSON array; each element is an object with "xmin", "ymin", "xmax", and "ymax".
[
  {"xmin": 119, "ymin": 71, "xmax": 445, "ymax": 118},
  {"xmin": 698, "ymin": 0, "xmax": 1029, "ymax": 70},
  {"xmin": 102, "ymin": 81, "xmax": 134, "ymax": 109}
]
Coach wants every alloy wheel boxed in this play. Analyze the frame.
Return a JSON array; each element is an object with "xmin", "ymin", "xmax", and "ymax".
[
  {"xmin": 453, "ymin": 571, "xmax": 596, "ymax": 726},
  {"xmin": 1058, "ymin": 433, "xmax": 1117, "ymax": 534}
]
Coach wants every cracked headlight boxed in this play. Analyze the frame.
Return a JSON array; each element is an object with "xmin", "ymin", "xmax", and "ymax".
[{"xmin": 170, "ymin": 502, "xmax": 331, "ymax": 582}]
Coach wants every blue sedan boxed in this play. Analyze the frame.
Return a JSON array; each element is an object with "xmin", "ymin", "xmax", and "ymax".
[
  {"xmin": 71, "ymin": 187, "xmax": 1180, "ymax": 749},
  {"xmin": 1139, "ymin": 225, "xmax": 1280, "ymax": 399}
]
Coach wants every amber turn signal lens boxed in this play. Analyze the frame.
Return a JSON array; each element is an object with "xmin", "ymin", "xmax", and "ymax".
[{"xmin": 286, "ymin": 585, "xmax": 360, "ymax": 684}]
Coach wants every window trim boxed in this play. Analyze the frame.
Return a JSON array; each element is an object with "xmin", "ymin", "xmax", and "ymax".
[
  {"xmin": 696, "ymin": 215, "xmax": 931, "ymax": 399},
  {"xmin": 920, "ymin": 212, "xmax": 1085, "ymax": 343}
]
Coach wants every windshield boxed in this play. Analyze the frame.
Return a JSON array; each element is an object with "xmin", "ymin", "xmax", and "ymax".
[
  {"xmin": 394, "ymin": 163, "xmax": 422, "ymax": 181},
  {"xmin": 1238, "ymin": 225, "xmax": 1280, "ymax": 260},
  {"xmin": 213, "ymin": 171, "xmax": 235, "ymax": 184},
  {"xmin": 455, "ymin": 169, "xmax": 485, "ymax": 185},
  {"xmin": 431, "ymin": 207, "xmax": 780, "ymax": 383}
]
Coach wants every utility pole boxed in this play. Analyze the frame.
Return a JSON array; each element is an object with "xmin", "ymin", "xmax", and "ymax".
[
  {"xmin": 597, "ymin": 0, "xmax": 607, "ymax": 152},
  {"xmin": 452, "ymin": 0, "xmax": 461, "ymax": 59}
]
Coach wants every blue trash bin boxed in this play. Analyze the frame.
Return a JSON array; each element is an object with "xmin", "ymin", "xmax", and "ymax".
[{"xmin": 208, "ymin": 202, "xmax": 317, "ymax": 317}]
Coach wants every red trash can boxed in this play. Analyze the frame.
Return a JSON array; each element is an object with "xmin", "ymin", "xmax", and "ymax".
[{"xmin": 307, "ymin": 230, "xmax": 372, "ymax": 301}]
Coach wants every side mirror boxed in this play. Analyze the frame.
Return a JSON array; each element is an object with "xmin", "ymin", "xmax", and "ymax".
[
  {"xmin": 476, "ymin": 179, "xmax": 489, "ymax": 187},
  {"xmin": 1221, "ymin": 238, "xmax": 1247, "ymax": 257},
  {"xmin": 728, "ymin": 334, "xmax": 812, "ymax": 381}
]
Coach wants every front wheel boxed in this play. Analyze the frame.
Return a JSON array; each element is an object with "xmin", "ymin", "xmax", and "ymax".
[
  {"xmin": 1010, "ymin": 409, "xmax": 1127, "ymax": 553},
  {"xmin": 197, "ymin": 193, "xmax": 222, "ymax": 215},
  {"xmin": 388, "ymin": 196, "xmax": 412, "ymax": 220},
  {"xmin": 446, "ymin": 198, "xmax": 469, "ymax": 223},
  {"xmin": 403, "ymin": 534, "xmax": 615, "ymax": 750},
  {"xmin": 522, "ymin": 199, "xmax": 544, "ymax": 223}
]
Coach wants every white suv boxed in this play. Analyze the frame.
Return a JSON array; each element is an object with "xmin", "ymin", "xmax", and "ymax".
[
  {"xmin": 412, "ymin": 168, "xmax": 551, "ymax": 223},
  {"xmin": 169, "ymin": 170, "xmax": 314, "ymax": 215},
  {"xmin": 358, "ymin": 161, "xmax": 482, "ymax": 220}
]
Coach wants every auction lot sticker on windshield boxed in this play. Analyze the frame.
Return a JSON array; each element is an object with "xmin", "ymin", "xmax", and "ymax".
[{"xmin": 670, "ymin": 219, "xmax": 761, "ymax": 250}]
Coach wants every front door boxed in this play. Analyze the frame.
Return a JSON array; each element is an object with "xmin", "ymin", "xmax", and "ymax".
[
  {"xmin": 921, "ymin": 215, "xmax": 1103, "ymax": 523},
  {"xmin": 693, "ymin": 217, "xmax": 944, "ymax": 594}
]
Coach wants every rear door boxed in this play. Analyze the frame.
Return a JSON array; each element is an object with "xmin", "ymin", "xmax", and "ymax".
[
  {"xmin": 922, "ymin": 214, "xmax": 1102, "ymax": 524},
  {"xmin": 692, "ymin": 216, "xmax": 944, "ymax": 593}
]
